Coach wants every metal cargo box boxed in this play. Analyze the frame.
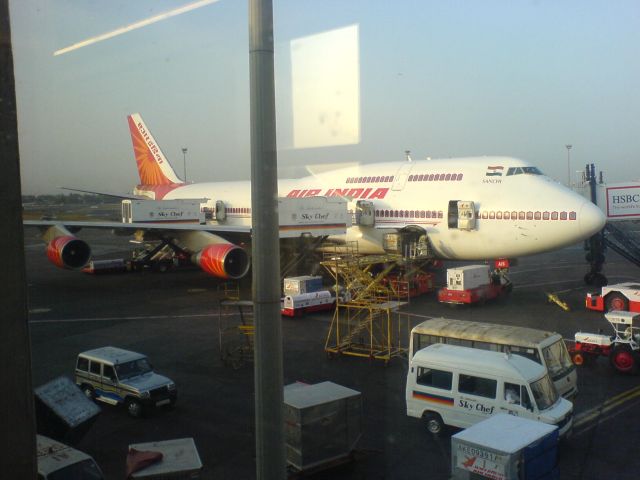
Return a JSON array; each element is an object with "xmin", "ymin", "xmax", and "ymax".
[
  {"xmin": 447, "ymin": 265, "xmax": 490, "ymax": 291},
  {"xmin": 129, "ymin": 438, "xmax": 202, "ymax": 479},
  {"xmin": 451, "ymin": 414, "xmax": 558, "ymax": 480},
  {"xmin": 283, "ymin": 276, "xmax": 323, "ymax": 296},
  {"xmin": 284, "ymin": 381, "xmax": 362, "ymax": 472}
]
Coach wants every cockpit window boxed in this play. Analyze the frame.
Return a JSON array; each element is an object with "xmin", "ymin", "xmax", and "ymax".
[{"xmin": 506, "ymin": 166, "xmax": 543, "ymax": 176}]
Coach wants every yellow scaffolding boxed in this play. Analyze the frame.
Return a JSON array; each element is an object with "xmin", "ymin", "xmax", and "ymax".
[
  {"xmin": 320, "ymin": 243, "xmax": 411, "ymax": 363},
  {"xmin": 218, "ymin": 300, "xmax": 254, "ymax": 369}
]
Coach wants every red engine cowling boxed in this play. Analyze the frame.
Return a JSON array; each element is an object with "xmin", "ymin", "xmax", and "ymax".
[
  {"xmin": 46, "ymin": 235, "xmax": 92, "ymax": 269},
  {"xmin": 194, "ymin": 243, "xmax": 250, "ymax": 279}
]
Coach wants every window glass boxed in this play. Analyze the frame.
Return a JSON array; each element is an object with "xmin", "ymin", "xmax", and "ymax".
[
  {"xmin": 417, "ymin": 367, "xmax": 452, "ymax": 390},
  {"xmin": 103, "ymin": 365, "xmax": 117, "ymax": 381},
  {"xmin": 530, "ymin": 375, "xmax": 559, "ymax": 411},
  {"xmin": 542, "ymin": 339, "xmax": 574, "ymax": 380},
  {"xmin": 504, "ymin": 382, "xmax": 521, "ymax": 405},
  {"xmin": 77, "ymin": 357, "xmax": 89, "ymax": 372},
  {"xmin": 89, "ymin": 361, "xmax": 101, "ymax": 375},
  {"xmin": 458, "ymin": 374, "xmax": 497, "ymax": 399}
]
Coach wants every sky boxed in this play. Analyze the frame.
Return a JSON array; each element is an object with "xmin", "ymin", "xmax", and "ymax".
[{"xmin": 9, "ymin": 0, "xmax": 640, "ymax": 195}]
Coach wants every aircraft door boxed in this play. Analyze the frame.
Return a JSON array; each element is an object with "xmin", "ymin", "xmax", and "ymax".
[
  {"xmin": 391, "ymin": 162, "xmax": 414, "ymax": 191},
  {"xmin": 448, "ymin": 200, "xmax": 476, "ymax": 230},
  {"xmin": 215, "ymin": 200, "xmax": 227, "ymax": 221},
  {"xmin": 356, "ymin": 200, "xmax": 375, "ymax": 226}
]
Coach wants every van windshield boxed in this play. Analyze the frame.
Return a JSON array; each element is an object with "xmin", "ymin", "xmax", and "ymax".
[
  {"xmin": 48, "ymin": 459, "xmax": 104, "ymax": 480},
  {"xmin": 115, "ymin": 358, "xmax": 152, "ymax": 380},
  {"xmin": 541, "ymin": 339, "xmax": 574, "ymax": 380},
  {"xmin": 530, "ymin": 374, "xmax": 559, "ymax": 411}
]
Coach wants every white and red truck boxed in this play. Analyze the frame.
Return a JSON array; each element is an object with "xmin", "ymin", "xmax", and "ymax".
[
  {"xmin": 437, "ymin": 265, "xmax": 510, "ymax": 305},
  {"xmin": 585, "ymin": 282, "xmax": 640, "ymax": 313}
]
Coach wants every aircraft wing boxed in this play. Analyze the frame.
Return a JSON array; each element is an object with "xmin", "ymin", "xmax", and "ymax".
[
  {"xmin": 60, "ymin": 187, "xmax": 142, "ymax": 200},
  {"xmin": 23, "ymin": 219, "xmax": 251, "ymax": 234}
]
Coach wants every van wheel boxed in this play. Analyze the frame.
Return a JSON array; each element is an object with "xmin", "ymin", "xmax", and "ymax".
[
  {"xmin": 423, "ymin": 412, "xmax": 445, "ymax": 435},
  {"xmin": 126, "ymin": 398, "xmax": 143, "ymax": 418},
  {"xmin": 82, "ymin": 384, "xmax": 95, "ymax": 401}
]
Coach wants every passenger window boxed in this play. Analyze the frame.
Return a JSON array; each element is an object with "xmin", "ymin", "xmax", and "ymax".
[
  {"xmin": 76, "ymin": 357, "xmax": 89, "ymax": 372},
  {"xmin": 103, "ymin": 365, "xmax": 117, "ymax": 382},
  {"xmin": 504, "ymin": 382, "xmax": 521, "ymax": 405},
  {"xmin": 458, "ymin": 374, "xmax": 497, "ymax": 399},
  {"xmin": 417, "ymin": 367, "xmax": 452, "ymax": 390},
  {"xmin": 89, "ymin": 361, "xmax": 101, "ymax": 375}
]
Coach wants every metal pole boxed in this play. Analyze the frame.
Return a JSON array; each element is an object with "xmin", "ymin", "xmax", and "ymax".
[
  {"xmin": 248, "ymin": 0, "xmax": 285, "ymax": 478},
  {"xmin": 182, "ymin": 147, "xmax": 188, "ymax": 182},
  {"xmin": 565, "ymin": 144, "xmax": 572, "ymax": 187},
  {"xmin": 0, "ymin": 0, "xmax": 38, "ymax": 477}
]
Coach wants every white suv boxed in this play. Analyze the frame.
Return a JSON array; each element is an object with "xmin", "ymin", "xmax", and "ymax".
[{"xmin": 75, "ymin": 346, "xmax": 177, "ymax": 417}]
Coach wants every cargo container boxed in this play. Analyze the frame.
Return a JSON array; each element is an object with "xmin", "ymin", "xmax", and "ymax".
[
  {"xmin": 128, "ymin": 438, "xmax": 202, "ymax": 479},
  {"xmin": 446, "ymin": 265, "xmax": 490, "ymax": 291},
  {"xmin": 283, "ymin": 275, "xmax": 323, "ymax": 296},
  {"xmin": 451, "ymin": 414, "xmax": 559, "ymax": 480},
  {"xmin": 284, "ymin": 381, "xmax": 362, "ymax": 473},
  {"xmin": 122, "ymin": 199, "xmax": 206, "ymax": 224}
]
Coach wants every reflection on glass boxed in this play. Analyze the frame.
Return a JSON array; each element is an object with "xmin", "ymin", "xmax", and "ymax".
[{"xmin": 291, "ymin": 24, "xmax": 360, "ymax": 149}]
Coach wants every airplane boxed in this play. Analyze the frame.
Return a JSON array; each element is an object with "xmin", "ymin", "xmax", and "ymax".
[{"xmin": 24, "ymin": 113, "xmax": 606, "ymax": 282}]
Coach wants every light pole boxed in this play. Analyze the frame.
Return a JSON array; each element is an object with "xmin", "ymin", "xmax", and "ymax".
[
  {"xmin": 565, "ymin": 144, "xmax": 572, "ymax": 187},
  {"xmin": 181, "ymin": 147, "xmax": 188, "ymax": 182}
]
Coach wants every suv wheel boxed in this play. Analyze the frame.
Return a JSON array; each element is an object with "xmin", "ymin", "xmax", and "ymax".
[
  {"xmin": 82, "ymin": 385, "xmax": 95, "ymax": 401},
  {"xmin": 126, "ymin": 398, "xmax": 143, "ymax": 418}
]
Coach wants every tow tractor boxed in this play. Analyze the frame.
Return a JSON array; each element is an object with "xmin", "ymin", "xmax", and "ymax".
[
  {"xmin": 570, "ymin": 311, "xmax": 640, "ymax": 373},
  {"xmin": 585, "ymin": 282, "xmax": 640, "ymax": 313}
]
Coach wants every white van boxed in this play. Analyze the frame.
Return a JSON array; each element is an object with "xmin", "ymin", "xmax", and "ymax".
[
  {"xmin": 406, "ymin": 344, "xmax": 573, "ymax": 437},
  {"xmin": 409, "ymin": 318, "xmax": 578, "ymax": 400},
  {"xmin": 37, "ymin": 434, "xmax": 104, "ymax": 479}
]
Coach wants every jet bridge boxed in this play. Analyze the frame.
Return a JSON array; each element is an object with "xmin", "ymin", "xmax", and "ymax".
[{"xmin": 580, "ymin": 164, "xmax": 640, "ymax": 285}]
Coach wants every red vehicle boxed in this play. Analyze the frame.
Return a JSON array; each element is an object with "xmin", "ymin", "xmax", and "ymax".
[
  {"xmin": 570, "ymin": 311, "xmax": 640, "ymax": 374},
  {"xmin": 384, "ymin": 273, "xmax": 434, "ymax": 298},
  {"xmin": 585, "ymin": 282, "xmax": 640, "ymax": 312}
]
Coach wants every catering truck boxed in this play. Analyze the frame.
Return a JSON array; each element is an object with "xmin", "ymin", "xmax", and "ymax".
[{"xmin": 406, "ymin": 344, "xmax": 573, "ymax": 437}]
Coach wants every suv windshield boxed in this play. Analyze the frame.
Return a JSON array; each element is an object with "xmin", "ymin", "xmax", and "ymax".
[
  {"xmin": 115, "ymin": 358, "xmax": 152, "ymax": 380},
  {"xmin": 530, "ymin": 374, "xmax": 559, "ymax": 411},
  {"xmin": 542, "ymin": 339, "xmax": 574, "ymax": 380}
]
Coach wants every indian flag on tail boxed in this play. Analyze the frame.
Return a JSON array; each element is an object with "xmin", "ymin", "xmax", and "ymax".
[{"xmin": 486, "ymin": 165, "xmax": 504, "ymax": 177}]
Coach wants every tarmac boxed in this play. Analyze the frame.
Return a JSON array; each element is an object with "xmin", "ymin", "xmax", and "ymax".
[{"xmin": 24, "ymin": 227, "xmax": 640, "ymax": 479}]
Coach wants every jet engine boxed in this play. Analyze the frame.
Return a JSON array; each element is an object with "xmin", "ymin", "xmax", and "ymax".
[
  {"xmin": 193, "ymin": 243, "xmax": 250, "ymax": 279},
  {"xmin": 172, "ymin": 231, "xmax": 250, "ymax": 280},
  {"xmin": 43, "ymin": 225, "xmax": 91, "ymax": 269}
]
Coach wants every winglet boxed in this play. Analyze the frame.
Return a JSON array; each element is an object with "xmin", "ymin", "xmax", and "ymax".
[{"xmin": 127, "ymin": 113, "xmax": 183, "ymax": 185}]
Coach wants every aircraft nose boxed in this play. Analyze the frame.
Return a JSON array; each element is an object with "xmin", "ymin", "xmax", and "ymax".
[{"xmin": 578, "ymin": 201, "xmax": 606, "ymax": 238}]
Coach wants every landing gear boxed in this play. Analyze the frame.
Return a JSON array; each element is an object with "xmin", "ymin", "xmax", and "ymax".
[{"xmin": 584, "ymin": 233, "xmax": 608, "ymax": 286}]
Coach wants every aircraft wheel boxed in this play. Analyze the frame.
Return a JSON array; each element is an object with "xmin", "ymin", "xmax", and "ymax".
[
  {"xmin": 592, "ymin": 273, "xmax": 608, "ymax": 288},
  {"xmin": 584, "ymin": 272, "xmax": 595, "ymax": 285},
  {"xmin": 606, "ymin": 293, "xmax": 629, "ymax": 312}
]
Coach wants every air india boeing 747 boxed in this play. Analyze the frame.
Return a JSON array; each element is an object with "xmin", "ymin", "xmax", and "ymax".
[{"xmin": 25, "ymin": 113, "xmax": 606, "ymax": 281}]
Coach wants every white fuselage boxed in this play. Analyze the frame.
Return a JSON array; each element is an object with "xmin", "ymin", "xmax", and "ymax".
[{"xmin": 136, "ymin": 156, "xmax": 605, "ymax": 260}]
